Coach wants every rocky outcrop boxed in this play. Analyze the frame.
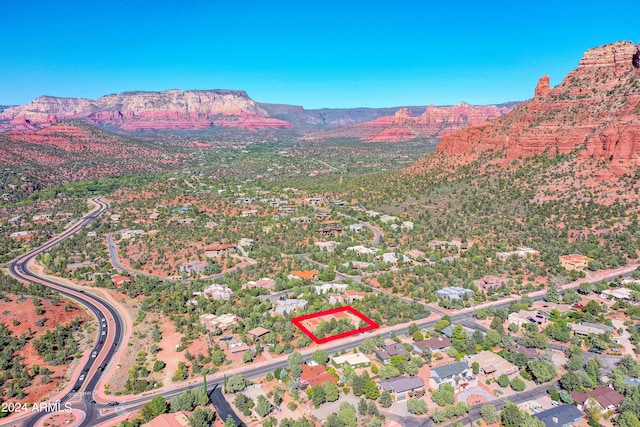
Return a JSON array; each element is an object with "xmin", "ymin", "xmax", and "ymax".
[
  {"xmin": 0, "ymin": 89, "xmax": 292, "ymax": 133},
  {"xmin": 430, "ymin": 41, "xmax": 640, "ymax": 175},
  {"xmin": 308, "ymin": 102, "xmax": 515, "ymax": 142},
  {"xmin": 534, "ymin": 76, "xmax": 550, "ymax": 98}
]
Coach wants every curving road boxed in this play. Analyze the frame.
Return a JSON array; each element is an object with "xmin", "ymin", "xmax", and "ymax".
[{"xmin": 2, "ymin": 197, "xmax": 125, "ymax": 427}]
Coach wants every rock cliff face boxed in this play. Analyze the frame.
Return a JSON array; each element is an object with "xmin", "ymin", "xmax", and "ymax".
[
  {"xmin": 0, "ymin": 90, "xmax": 292, "ymax": 132},
  {"xmin": 308, "ymin": 102, "xmax": 515, "ymax": 142},
  {"xmin": 431, "ymin": 41, "xmax": 640, "ymax": 174}
]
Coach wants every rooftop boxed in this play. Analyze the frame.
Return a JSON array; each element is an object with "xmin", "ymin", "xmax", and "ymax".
[
  {"xmin": 533, "ymin": 404, "xmax": 583, "ymax": 427},
  {"xmin": 379, "ymin": 376, "xmax": 425, "ymax": 394}
]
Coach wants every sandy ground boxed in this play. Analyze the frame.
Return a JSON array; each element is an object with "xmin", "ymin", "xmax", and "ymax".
[{"xmin": 0, "ymin": 290, "xmax": 90, "ymax": 406}]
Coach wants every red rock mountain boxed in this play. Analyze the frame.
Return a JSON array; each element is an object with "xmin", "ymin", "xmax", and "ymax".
[
  {"xmin": 429, "ymin": 41, "xmax": 640, "ymax": 175},
  {"xmin": 307, "ymin": 102, "xmax": 515, "ymax": 142},
  {"xmin": 0, "ymin": 89, "xmax": 292, "ymax": 133}
]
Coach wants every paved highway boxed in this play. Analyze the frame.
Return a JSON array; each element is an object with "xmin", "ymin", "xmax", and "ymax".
[{"xmin": 2, "ymin": 197, "xmax": 125, "ymax": 427}]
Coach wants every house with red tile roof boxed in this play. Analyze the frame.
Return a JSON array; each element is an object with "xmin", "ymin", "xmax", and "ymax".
[
  {"xmin": 142, "ymin": 411, "xmax": 190, "ymax": 427},
  {"xmin": 204, "ymin": 242, "xmax": 236, "ymax": 257},
  {"xmin": 288, "ymin": 270, "xmax": 318, "ymax": 281},
  {"xmin": 111, "ymin": 275, "xmax": 130, "ymax": 288},
  {"xmin": 559, "ymin": 254, "xmax": 593, "ymax": 271},
  {"xmin": 300, "ymin": 364, "xmax": 337, "ymax": 388}
]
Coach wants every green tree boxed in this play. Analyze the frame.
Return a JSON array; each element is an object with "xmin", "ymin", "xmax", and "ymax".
[
  {"xmin": 480, "ymin": 404, "xmax": 500, "ymax": 424},
  {"xmin": 501, "ymin": 402, "xmax": 523, "ymax": 427},
  {"xmin": 432, "ymin": 383, "xmax": 455, "ymax": 406},
  {"xmin": 212, "ymin": 349, "xmax": 226, "ymax": 366},
  {"xmin": 153, "ymin": 360, "xmax": 166, "ymax": 372},
  {"xmin": 312, "ymin": 349, "xmax": 329, "ymax": 365},
  {"xmin": 528, "ymin": 359, "xmax": 557, "ymax": 384},
  {"xmin": 311, "ymin": 385, "xmax": 326, "ymax": 407},
  {"xmin": 378, "ymin": 391, "xmax": 393, "ymax": 408},
  {"xmin": 544, "ymin": 285, "xmax": 561, "ymax": 303},
  {"xmin": 497, "ymin": 373, "xmax": 510, "ymax": 388},
  {"xmin": 363, "ymin": 377, "xmax": 380, "ymax": 400},
  {"xmin": 189, "ymin": 408, "xmax": 216, "ymax": 427},
  {"xmin": 406, "ymin": 397, "xmax": 428, "ymax": 414},
  {"xmin": 225, "ymin": 374, "xmax": 247, "ymax": 393},
  {"xmin": 140, "ymin": 397, "xmax": 167, "ymax": 421},
  {"xmin": 360, "ymin": 337, "xmax": 379, "ymax": 354},
  {"xmin": 323, "ymin": 381, "xmax": 340, "ymax": 402},
  {"xmin": 510, "ymin": 376, "xmax": 526, "ymax": 392},
  {"xmin": 224, "ymin": 414, "xmax": 237, "ymax": 427},
  {"xmin": 618, "ymin": 411, "xmax": 640, "ymax": 427},
  {"xmin": 378, "ymin": 364, "xmax": 401, "ymax": 380},
  {"xmin": 255, "ymin": 395, "xmax": 273, "ymax": 418},
  {"xmin": 242, "ymin": 349, "xmax": 255, "ymax": 364},
  {"xmin": 472, "ymin": 361, "xmax": 480, "ymax": 375},
  {"xmin": 358, "ymin": 397, "xmax": 368, "ymax": 416},
  {"xmin": 337, "ymin": 402, "xmax": 357, "ymax": 427}
]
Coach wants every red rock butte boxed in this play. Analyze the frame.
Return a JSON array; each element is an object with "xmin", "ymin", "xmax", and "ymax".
[
  {"xmin": 425, "ymin": 40, "xmax": 640, "ymax": 175},
  {"xmin": 309, "ymin": 102, "xmax": 515, "ymax": 143},
  {"xmin": 0, "ymin": 89, "xmax": 292, "ymax": 132}
]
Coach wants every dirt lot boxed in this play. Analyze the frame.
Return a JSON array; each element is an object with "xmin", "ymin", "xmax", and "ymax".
[{"xmin": 0, "ymin": 292, "xmax": 90, "ymax": 405}]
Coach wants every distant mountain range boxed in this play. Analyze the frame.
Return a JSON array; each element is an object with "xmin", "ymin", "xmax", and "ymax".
[{"xmin": 0, "ymin": 89, "xmax": 516, "ymax": 142}]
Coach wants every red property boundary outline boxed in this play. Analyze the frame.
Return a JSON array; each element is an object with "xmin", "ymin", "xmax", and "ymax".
[{"xmin": 291, "ymin": 306, "xmax": 380, "ymax": 344}]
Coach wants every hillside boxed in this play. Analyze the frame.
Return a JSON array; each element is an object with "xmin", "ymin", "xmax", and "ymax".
[
  {"xmin": 414, "ymin": 41, "xmax": 640, "ymax": 176},
  {"xmin": 307, "ymin": 102, "xmax": 517, "ymax": 143},
  {"xmin": 0, "ymin": 121, "xmax": 183, "ymax": 191}
]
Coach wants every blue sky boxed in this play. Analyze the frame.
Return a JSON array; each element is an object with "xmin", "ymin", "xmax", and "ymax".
[{"xmin": 1, "ymin": 1, "xmax": 638, "ymax": 109}]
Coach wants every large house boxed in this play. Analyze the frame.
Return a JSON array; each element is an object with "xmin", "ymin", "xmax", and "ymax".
[
  {"xmin": 205, "ymin": 243, "xmax": 236, "ymax": 257},
  {"xmin": 601, "ymin": 288, "xmax": 634, "ymax": 301},
  {"xmin": 435, "ymin": 287, "xmax": 473, "ymax": 301},
  {"xmin": 346, "ymin": 245, "xmax": 378, "ymax": 255},
  {"xmin": 316, "ymin": 226, "xmax": 343, "ymax": 237},
  {"xmin": 199, "ymin": 313, "xmax": 237, "ymax": 332},
  {"xmin": 508, "ymin": 310, "xmax": 548, "ymax": 328},
  {"xmin": 378, "ymin": 376, "xmax": 425, "ymax": 401},
  {"xmin": 375, "ymin": 343, "xmax": 407, "ymax": 364},
  {"xmin": 180, "ymin": 260, "xmax": 207, "ymax": 275},
  {"xmin": 466, "ymin": 351, "xmax": 518, "ymax": 377},
  {"xmin": 429, "ymin": 361, "xmax": 471, "ymax": 391},
  {"xmin": 332, "ymin": 353, "xmax": 371, "ymax": 369},
  {"xmin": 314, "ymin": 283, "xmax": 348, "ymax": 294},
  {"xmin": 572, "ymin": 385, "xmax": 625, "ymax": 413},
  {"xmin": 473, "ymin": 276, "xmax": 510, "ymax": 291},
  {"xmin": 272, "ymin": 299, "xmax": 308, "ymax": 315},
  {"xmin": 142, "ymin": 411, "xmax": 190, "ymax": 427},
  {"xmin": 300, "ymin": 364, "xmax": 337, "ymax": 388},
  {"xmin": 568, "ymin": 322, "xmax": 615, "ymax": 337},
  {"xmin": 559, "ymin": 254, "xmax": 592, "ymax": 271},
  {"xmin": 533, "ymin": 405, "xmax": 584, "ymax": 427},
  {"xmin": 242, "ymin": 278, "xmax": 276, "ymax": 291},
  {"xmin": 201, "ymin": 284, "xmax": 234, "ymax": 300},
  {"xmin": 288, "ymin": 270, "xmax": 318, "ymax": 281},
  {"xmin": 496, "ymin": 247, "xmax": 540, "ymax": 262},
  {"xmin": 413, "ymin": 336, "xmax": 452, "ymax": 355},
  {"xmin": 111, "ymin": 275, "xmax": 131, "ymax": 288},
  {"xmin": 328, "ymin": 290, "xmax": 366, "ymax": 305}
]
